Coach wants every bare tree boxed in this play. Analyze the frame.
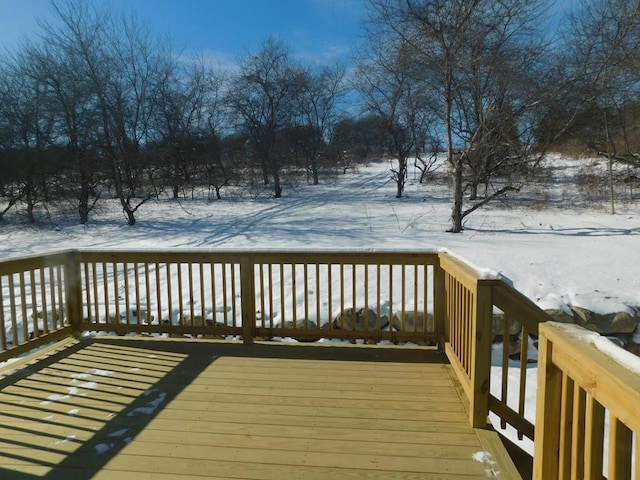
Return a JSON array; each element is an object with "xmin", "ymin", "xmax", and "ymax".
[
  {"xmin": 152, "ymin": 55, "xmax": 226, "ymax": 199},
  {"xmin": 20, "ymin": 37, "xmax": 102, "ymax": 224},
  {"xmin": 227, "ymin": 36, "xmax": 306, "ymax": 198},
  {"xmin": 297, "ymin": 64, "xmax": 346, "ymax": 185},
  {"xmin": 566, "ymin": 0, "xmax": 640, "ymax": 213},
  {"xmin": 367, "ymin": 0, "xmax": 553, "ymax": 231},
  {"xmin": 0, "ymin": 58, "xmax": 56, "ymax": 223},
  {"xmin": 40, "ymin": 0, "xmax": 166, "ymax": 226},
  {"xmin": 355, "ymin": 21, "xmax": 439, "ymax": 198}
]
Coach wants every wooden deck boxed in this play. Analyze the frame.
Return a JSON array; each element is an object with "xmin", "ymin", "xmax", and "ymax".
[{"xmin": 0, "ymin": 337, "xmax": 521, "ymax": 479}]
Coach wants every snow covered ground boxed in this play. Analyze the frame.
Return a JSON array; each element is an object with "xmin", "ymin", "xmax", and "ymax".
[
  {"xmin": 1, "ymin": 154, "xmax": 638, "ymax": 315},
  {"xmin": 0, "ymin": 153, "xmax": 638, "ymax": 459}
]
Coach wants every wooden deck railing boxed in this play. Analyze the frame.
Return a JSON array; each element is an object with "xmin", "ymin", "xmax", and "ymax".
[
  {"xmin": 1, "ymin": 248, "xmax": 637, "ymax": 478},
  {"xmin": 439, "ymin": 253, "xmax": 495, "ymax": 428},
  {"xmin": 0, "ymin": 251, "xmax": 74, "ymax": 362},
  {"xmin": 489, "ymin": 282, "xmax": 553, "ymax": 441},
  {"xmin": 72, "ymin": 250, "xmax": 442, "ymax": 344},
  {"xmin": 534, "ymin": 322, "xmax": 640, "ymax": 479},
  {"xmin": 437, "ymin": 253, "xmax": 551, "ymax": 435}
]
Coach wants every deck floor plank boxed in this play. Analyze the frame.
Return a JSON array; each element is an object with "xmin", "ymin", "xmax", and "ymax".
[{"xmin": 0, "ymin": 338, "xmax": 521, "ymax": 479}]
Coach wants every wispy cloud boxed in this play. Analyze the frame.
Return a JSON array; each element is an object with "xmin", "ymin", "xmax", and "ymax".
[
  {"xmin": 175, "ymin": 49, "xmax": 240, "ymax": 74},
  {"xmin": 294, "ymin": 40, "xmax": 352, "ymax": 66}
]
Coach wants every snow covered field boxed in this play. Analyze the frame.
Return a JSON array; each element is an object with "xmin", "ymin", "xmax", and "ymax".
[
  {"xmin": 1, "ymin": 154, "xmax": 638, "ymax": 459},
  {"xmin": 1, "ymin": 154, "xmax": 638, "ymax": 316}
]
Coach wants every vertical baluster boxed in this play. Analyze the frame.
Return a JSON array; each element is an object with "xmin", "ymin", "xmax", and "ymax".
[
  {"xmin": 210, "ymin": 263, "xmax": 217, "ymax": 326},
  {"xmin": 364, "ymin": 264, "xmax": 369, "ymax": 335},
  {"xmin": 200, "ymin": 263, "xmax": 206, "ymax": 322},
  {"xmin": 20, "ymin": 272, "xmax": 28, "ymax": 343},
  {"xmin": 222, "ymin": 263, "xmax": 228, "ymax": 326},
  {"xmin": 571, "ymin": 387, "xmax": 586, "ymax": 479},
  {"xmin": 56, "ymin": 265, "xmax": 64, "ymax": 327},
  {"xmin": 166, "ymin": 263, "xmax": 173, "ymax": 327},
  {"xmin": 144, "ymin": 263, "xmax": 151, "ymax": 326},
  {"xmin": 518, "ymin": 325, "xmax": 530, "ymax": 440},
  {"xmin": 0, "ymin": 277, "xmax": 6, "ymax": 350},
  {"xmin": 39, "ymin": 268, "xmax": 48, "ymax": 334},
  {"xmin": 29, "ymin": 269, "xmax": 39, "ymax": 338},
  {"xmin": 634, "ymin": 432, "xmax": 639, "ymax": 480},
  {"xmin": 49, "ymin": 266, "xmax": 59, "ymax": 329},
  {"xmin": 123, "ymin": 262, "xmax": 131, "ymax": 326},
  {"xmin": 268, "ymin": 264, "xmax": 274, "ymax": 329},
  {"xmin": 413, "ymin": 264, "xmax": 418, "ymax": 334},
  {"xmin": 559, "ymin": 373, "xmax": 574, "ymax": 480},
  {"xmin": 464, "ymin": 284, "xmax": 469, "ymax": 368},
  {"xmin": 279, "ymin": 263, "xmax": 285, "ymax": 325},
  {"xmin": 134, "ymin": 262, "xmax": 141, "ymax": 320},
  {"xmin": 102, "ymin": 263, "xmax": 109, "ymax": 324},
  {"xmin": 113, "ymin": 262, "xmax": 120, "ymax": 325},
  {"xmin": 155, "ymin": 262, "xmax": 162, "ymax": 327},
  {"xmin": 292, "ymin": 263, "xmax": 297, "ymax": 325},
  {"xmin": 388, "ymin": 264, "xmax": 393, "ymax": 336},
  {"xmin": 400, "ymin": 264, "xmax": 406, "ymax": 333},
  {"xmin": 315, "ymin": 263, "xmax": 321, "ymax": 330},
  {"xmin": 500, "ymin": 311, "xmax": 510, "ymax": 430},
  {"xmin": 303, "ymin": 263, "xmax": 309, "ymax": 329},
  {"xmin": 258, "ymin": 264, "xmax": 265, "ymax": 329},
  {"xmin": 91, "ymin": 263, "xmax": 98, "ymax": 324},
  {"xmin": 327, "ymin": 264, "xmax": 333, "ymax": 330},
  {"xmin": 351, "ymin": 263, "xmax": 357, "ymax": 335},
  {"xmin": 608, "ymin": 416, "xmax": 633, "ymax": 479},
  {"xmin": 82, "ymin": 263, "xmax": 90, "ymax": 324},
  {"xmin": 177, "ymin": 263, "xmax": 184, "ymax": 325},
  {"xmin": 468, "ymin": 287, "xmax": 474, "ymax": 369},
  {"xmin": 339, "ymin": 264, "xmax": 344, "ymax": 326},
  {"xmin": 231, "ymin": 263, "xmax": 237, "ymax": 327},
  {"xmin": 585, "ymin": 395, "xmax": 605, "ymax": 479},
  {"xmin": 187, "ymin": 262, "xmax": 196, "ymax": 326},
  {"xmin": 421, "ymin": 265, "xmax": 427, "ymax": 334},
  {"xmin": 376, "ymin": 265, "xmax": 381, "ymax": 328},
  {"xmin": 8, "ymin": 274, "xmax": 18, "ymax": 345}
]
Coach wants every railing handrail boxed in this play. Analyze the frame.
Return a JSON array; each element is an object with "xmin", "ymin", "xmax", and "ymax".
[{"xmin": 0, "ymin": 250, "xmax": 77, "ymax": 276}]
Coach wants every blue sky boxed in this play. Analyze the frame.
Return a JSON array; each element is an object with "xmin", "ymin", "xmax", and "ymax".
[{"xmin": 0, "ymin": 0, "xmax": 367, "ymax": 66}]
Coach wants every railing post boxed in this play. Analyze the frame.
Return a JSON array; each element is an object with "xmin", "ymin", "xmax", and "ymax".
[
  {"xmin": 533, "ymin": 324, "xmax": 562, "ymax": 480},
  {"xmin": 433, "ymin": 260, "xmax": 446, "ymax": 350},
  {"xmin": 240, "ymin": 255, "xmax": 256, "ymax": 346},
  {"xmin": 469, "ymin": 281, "xmax": 492, "ymax": 428},
  {"xmin": 64, "ymin": 250, "xmax": 83, "ymax": 336}
]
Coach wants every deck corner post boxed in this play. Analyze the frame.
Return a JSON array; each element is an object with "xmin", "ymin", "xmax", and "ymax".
[
  {"xmin": 433, "ymin": 258, "xmax": 446, "ymax": 350},
  {"xmin": 470, "ymin": 281, "xmax": 492, "ymax": 428},
  {"xmin": 532, "ymin": 324, "xmax": 562, "ymax": 480},
  {"xmin": 240, "ymin": 255, "xmax": 256, "ymax": 346},
  {"xmin": 64, "ymin": 250, "xmax": 83, "ymax": 336}
]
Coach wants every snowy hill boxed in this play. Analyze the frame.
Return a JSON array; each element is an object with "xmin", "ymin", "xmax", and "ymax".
[{"xmin": 0, "ymin": 154, "xmax": 638, "ymax": 317}]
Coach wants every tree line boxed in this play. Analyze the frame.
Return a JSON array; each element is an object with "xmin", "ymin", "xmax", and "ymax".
[{"xmin": 1, "ymin": 0, "xmax": 639, "ymax": 231}]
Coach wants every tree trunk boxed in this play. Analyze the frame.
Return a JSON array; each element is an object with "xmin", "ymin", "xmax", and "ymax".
[
  {"xmin": 395, "ymin": 157, "xmax": 407, "ymax": 199},
  {"xmin": 26, "ymin": 186, "xmax": 36, "ymax": 224},
  {"xmin": 79, "ymin": 182, "xmax": 90, "ymax": 225},
  {"xmin": 469, "ymin": 180, "xmax": 479, "ymax": 201},
  {"xmin": 273, "ymin": 171, "xmax": 282, "ymax": 198},
  {"xmin": 262, "ymin": 157, "xmax": 269, "ymax": 185},
  {"xmin": 113, "ymin": 160, "xmax": 136, "ymax": 226},
  {"xmin": 450, "ymin": 157, "xmax": 464, "ymax": 233},
  {"xmin": 0, "ymin": 197, "xmax": 18, "ymax": 222},
  {"xmin": 445, "ymin": 59, "xmax": 464, "ymax": 233}
]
